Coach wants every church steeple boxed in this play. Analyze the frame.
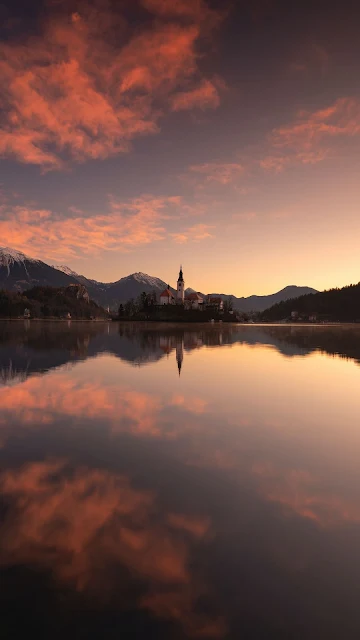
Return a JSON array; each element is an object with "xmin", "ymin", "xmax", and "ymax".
[{"xmin": 176, "ymin": 265, "xmax": 185, "ymax": 303}]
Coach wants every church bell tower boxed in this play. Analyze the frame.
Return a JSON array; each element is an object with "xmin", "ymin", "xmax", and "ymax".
[{"xmin": 177, "ymin": 265, "xmax": 185, "ymax": 303}]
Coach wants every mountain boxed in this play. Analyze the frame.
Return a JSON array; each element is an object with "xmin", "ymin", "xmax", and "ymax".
[
  {"xmin": 54, "ymin": 264, "xmax": 109, "ymax": 306},
  {"xmin": 1, "ymin": 247, "xmax": 317, "ymax": 312},
  {"xmin": 261, "ymin": 282, "xmax": 360, "ymax": 322},
  {"xmin": 211, "ymin": 285, "xmax": 319, "ymax": 313},
  {"xmin": 55, "ymin": 265, "xmax": 102, "ymax": 287},
  {"xmin": 104, "ymin": 273, "xmax": 172, "ymax": 309},
  {"xmin": 0, "ymin": 247, "xmax": 78, "ymax": 291},
  {"xmin": 55, "ymin": 266, "xmax": 172, "ymax": 308},
  {"xmin": 0, "ymin": 248, "xmax": 171, "ymax": 309}
]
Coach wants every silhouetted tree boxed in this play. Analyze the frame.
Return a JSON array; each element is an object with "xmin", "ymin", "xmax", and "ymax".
[
  {"xmin": 124, "ymin": 298, "xmax": 136, "ymax": 317},
  {"xmin": 140, "ymin": 291, "xmax": 148, "ymax": 311}
]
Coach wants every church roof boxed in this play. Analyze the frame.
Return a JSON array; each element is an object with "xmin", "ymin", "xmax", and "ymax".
[
  {"xmin": 186, "ymin": 292, "xmax": 203, "ymax": 301},
  {"xmin": 160, "ymin": 288, "xmax": 174, "ymax": 298}
]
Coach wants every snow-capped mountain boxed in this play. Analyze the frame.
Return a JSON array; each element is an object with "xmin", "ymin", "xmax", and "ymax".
[
  {"xmin": 0, "ymin": 247, "xmax": 40, "ymax": 273},
  {"xmin": 54, "ymin": 264, "xmax": 102, "ymax": 289},
  {"xmin": 128, "ymin": 272, "xmax": 168, "ymax": 288},
  {"xmin": 54, "ymin": 265, "xmax": 80, "ymax": 278},
  {"xmin": 102, "ymin": 272, "xmax": 171, "ymax": 309},
  {"xmin": 0, "ymin": 247, "xmax": 78, "ymax": 291}
]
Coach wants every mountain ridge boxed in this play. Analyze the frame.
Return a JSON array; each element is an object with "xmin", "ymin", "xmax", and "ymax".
[{"xmin": 0, "ymin": 247, "xmax": 317, "ymax": 312}]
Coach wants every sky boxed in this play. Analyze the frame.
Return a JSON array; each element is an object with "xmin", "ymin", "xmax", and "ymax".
[{"xmin": 1, "ymin": 0, "xmax": 360, "ymax": 296}]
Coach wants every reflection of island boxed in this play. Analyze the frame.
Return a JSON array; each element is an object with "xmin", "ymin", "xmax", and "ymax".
[{"xmin": 2, "ymin": 321, "xmax": 360, "ymax": 385}]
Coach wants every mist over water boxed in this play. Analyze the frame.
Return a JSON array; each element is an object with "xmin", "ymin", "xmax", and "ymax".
[{"xmin": 1, "ymin": 321, "xmax": 360, "ymax": 639}]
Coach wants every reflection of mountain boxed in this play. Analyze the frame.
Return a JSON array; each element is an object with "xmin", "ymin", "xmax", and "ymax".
[{"xmin": 2, "ymin": 322, "xmax": 360, "ymax": 385}]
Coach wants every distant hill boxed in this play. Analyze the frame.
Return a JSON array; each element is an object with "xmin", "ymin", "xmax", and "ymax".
[
  {"xmin": 207, "ymin": 286, "xmax": 318, "ymax": 312},
  {"xmin": 0, "ymin": 284, "xmax": 107, "ymax": 319},
  {"xmin": 261, "ymin": 282, "xmax": 360, "ymax": 322}
]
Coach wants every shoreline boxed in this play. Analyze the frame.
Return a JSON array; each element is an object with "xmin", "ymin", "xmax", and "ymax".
[
  {"xmin": 0, "ymin": 317, "xmax": 110, "ymax": 322},
  {"xmin": 2, "ymin": 318, "xmax": 360, "ymax": 328}
]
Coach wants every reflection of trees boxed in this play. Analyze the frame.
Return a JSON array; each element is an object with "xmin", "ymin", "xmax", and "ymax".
[
  {"xmin": 0, "ymin": 322, "xmax": 109, "ymax": 384},
  {"xmin": 2, "ymin": 322, "xmax": 360, "ymax": 387},
  {"xmin": 260, "ymin": 325, "xmax": 360, "ymax": 364}
]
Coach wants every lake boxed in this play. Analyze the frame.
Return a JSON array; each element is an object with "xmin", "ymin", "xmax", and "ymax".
[{"xmin": 1, "ymin": 321, "xmax": 360, "ymax": 639}]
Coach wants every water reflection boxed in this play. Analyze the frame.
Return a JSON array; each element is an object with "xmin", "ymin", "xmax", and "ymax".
[
  {"xmin": 2, "ymin": 321, "xmax": 360, "ymax": 385},
  {"xmin": 1, "ymin": 322, "xmax": 360, "ymax": 638}
]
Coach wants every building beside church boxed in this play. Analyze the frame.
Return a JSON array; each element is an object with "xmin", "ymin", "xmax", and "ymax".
[
  {"xmin": 160, "ymin": 287, "xmax": 175, "ymax": 305},
  {"xmin": 185, "ymin": 292, "xmax": 204, "ymax": 310}
]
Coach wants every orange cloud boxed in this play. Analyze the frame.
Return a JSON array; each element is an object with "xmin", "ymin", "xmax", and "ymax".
[
  {"xmin": 270, "ymin": 97, "xmax": 360, "ymax": 161},
  {"xmin": 0, "ymin": 196, "xmax": 180, "ymax": 259},
  {"xmin": 0, "ymin": 460, "xmax": 225, "ymax": 636},
  {"xmin": 259, "ymin": 155, "xmax": 290, "ymax": 173},
  {"xmin": 0, "ymin": 1, "xmax": 223, "ymax": 169},
  {"xmin": 189, "ymin": 162, "xmax": 244, "ymax": 184},
  {"xmin": 171, "ymin": 223, "xmax": 214, "ymax": 244},
  {"xmin": 171, "ymin": 79, "xmax": 220, "ymax": 111}
]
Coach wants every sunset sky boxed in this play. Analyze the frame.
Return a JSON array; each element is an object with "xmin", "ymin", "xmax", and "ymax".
[{"xmin": 1, "ymin": 0, "xmax": 360, "ymax": 295}]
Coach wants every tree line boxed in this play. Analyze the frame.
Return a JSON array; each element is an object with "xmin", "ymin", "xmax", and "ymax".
[
  {"xmin": 0, "ymin": 287, "xmax": 106, "ymax": 319},
  {"xmin": 261, "ymin": 282, "xmax": 360, "ymax": 322}
]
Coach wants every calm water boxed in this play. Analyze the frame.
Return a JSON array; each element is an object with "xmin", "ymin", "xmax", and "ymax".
[{"xmin": 2, "ymin": 321, "xmax": 360, "ymax": 639}]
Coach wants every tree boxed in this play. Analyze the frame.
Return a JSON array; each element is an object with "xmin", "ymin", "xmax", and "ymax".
[
  {"xmin": 124, "ymin": 298, "xmax": 136, "ymax": 317},
  {"xmin": 139, "ymin": 291, "xmax": 148, "ymax": 311},
  {"xmin": 223, "ymin": 296, "xmax": 234, "ymax": 314},
  {"xmin": 118, "ymin": 303, "xmax": 124, "ymax": 317},
  {"xmin": 149, "ymin": 290, "xmax": 158, "ymax": 307}
]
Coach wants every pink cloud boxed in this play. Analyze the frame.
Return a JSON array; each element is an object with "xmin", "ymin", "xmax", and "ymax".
[
  {"xmin": 171, "ymin": 223, "xmax": 214, "ymax": 244},
  {"xmin": 0, "ymin": 1, "xmax": 223, "ymax": 169},
  {"xmin": 171, "ymin": 79, "xmax": 220, "ymax": 111},
  {"xmin": 259, "ymin": 155, "xmax": 290, "ymax": 173},
  {"xmin": 189, "ymin": 162, "xmax": 244, "ymax": 184},
  {"xmin": 0, "ymin": 195, "xmax": 180, "ymax": 259},
  {"xmin": 271, "ymin": 97, "xmax": 360, "ymax": 159}
]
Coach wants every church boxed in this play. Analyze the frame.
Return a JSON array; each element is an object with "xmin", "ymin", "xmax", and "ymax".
[{"xmin": 159, "ymin": 267, "xmax": 223, "ymax": 311}]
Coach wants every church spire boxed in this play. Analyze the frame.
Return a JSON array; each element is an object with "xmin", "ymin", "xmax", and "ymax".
[{"xmin": 176, "ymin": 265, "xmax": 185, "ymax": 303}]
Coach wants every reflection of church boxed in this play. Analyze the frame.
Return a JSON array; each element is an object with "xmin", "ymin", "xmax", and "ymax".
[
  {"xmin": 160, "ymin": 267, "xmax": 223, "ymax": 311},
  {"xmin": 158, "ymin": 330, "xmax": 225, "ymax": 376},
  {"xmin": 176, "ymin": 339, "xmax": 183, "ymax": 376}
]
